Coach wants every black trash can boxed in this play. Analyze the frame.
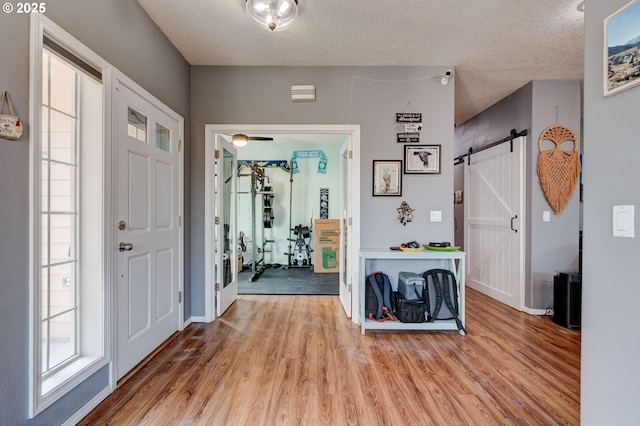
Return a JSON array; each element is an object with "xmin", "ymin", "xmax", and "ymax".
[{"xmin": 553, "ymin": 271, "xmax": 581, "ymax": 330}]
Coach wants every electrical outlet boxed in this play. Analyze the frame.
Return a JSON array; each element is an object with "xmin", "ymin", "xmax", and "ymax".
[{"xmin": 430, "ymin": 211, "xmax": 442, "ymax": 222}]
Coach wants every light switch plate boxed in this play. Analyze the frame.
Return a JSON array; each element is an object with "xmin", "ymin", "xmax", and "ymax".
[
  {"xmin": 613, "ymin": 205, "xmax": 635, "ymax": 238},
  {"xmin": 543, "ymin": 211, "xmax": 551, "ymax": 222},
  {"xmin": 430, "ymin": 210, "xmax": 442, "ymax": 222}
]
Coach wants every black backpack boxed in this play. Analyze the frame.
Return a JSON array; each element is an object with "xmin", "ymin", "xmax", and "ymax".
[
  {"xmin": 421, "ymin": 269, "xmax": 466, "ymax": 334},
  {"xmin": 365, "ymin": 271, "xmax": 396, "ymax": 321}
]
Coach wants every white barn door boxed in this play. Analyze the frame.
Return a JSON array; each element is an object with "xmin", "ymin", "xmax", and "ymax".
[{"xmin": 464, "ymin": 137, "xmax": 525, "ymax": 311}]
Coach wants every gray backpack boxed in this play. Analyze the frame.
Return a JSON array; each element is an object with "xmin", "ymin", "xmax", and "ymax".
[
  {"xmin": 365, "ymin": 272, "xmax": 396, "ymax": 321},
  {"xmin": 421, "ymin": 269, "xmax": 466, "ymax": 334}
]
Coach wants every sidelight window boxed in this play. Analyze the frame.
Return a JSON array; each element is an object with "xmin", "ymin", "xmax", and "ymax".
[{"xmin": 30, "ymin": 18, "xmax": 109, "ymax": 417}]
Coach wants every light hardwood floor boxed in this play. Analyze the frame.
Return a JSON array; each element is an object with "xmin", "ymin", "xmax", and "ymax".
[{"xmin": 80, "ymin": 288, "xmax": 580, "ymax": 425}]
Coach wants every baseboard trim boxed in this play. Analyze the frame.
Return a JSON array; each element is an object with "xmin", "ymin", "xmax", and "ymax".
[
  {"xmin": 190, "ymin": 316, "xmax": 208, "ymax": 323},
  {"xmin": 523, "ymin": 307, "xmax": 548, "ymax": 316},
  {"xmin": 61, "ymin": 385, "xmax": 111, "ymax": 426}
]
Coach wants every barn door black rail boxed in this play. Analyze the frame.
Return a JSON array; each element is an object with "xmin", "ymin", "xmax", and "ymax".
[{"xmin": 454, "ymin": 128, "xmax": 528, "ymax": 165}]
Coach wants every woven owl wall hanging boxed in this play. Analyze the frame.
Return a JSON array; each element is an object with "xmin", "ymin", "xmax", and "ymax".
[{"xmin": 537, "ymin": 124, "xmax": 581, "ymax": 214}]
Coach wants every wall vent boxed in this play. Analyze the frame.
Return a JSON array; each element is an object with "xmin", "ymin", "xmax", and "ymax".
[{"xmin": 291, "ymin": 85, "xmax": 316, "ymax": 102}]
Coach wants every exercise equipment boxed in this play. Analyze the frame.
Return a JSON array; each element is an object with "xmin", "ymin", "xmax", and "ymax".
[
  {"xmin": 239, "ymin": 162, "xmax": 276, "ymax": 281},
  {"xmin": 285, "ymin": 224, "xmax": 313, "ymax": 267},
  {"xmin": 284, "ymin": 159, "xmax": 313, "ymax": 268}
]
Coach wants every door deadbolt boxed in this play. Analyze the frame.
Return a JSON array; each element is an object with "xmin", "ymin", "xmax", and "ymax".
[
  {"xmin": 119, "ymin": 242, "xmax": 133, "ymax": 252},
  {"xmin": 118, "ymin": 221, "xmax": 126, "ymax": 230}
]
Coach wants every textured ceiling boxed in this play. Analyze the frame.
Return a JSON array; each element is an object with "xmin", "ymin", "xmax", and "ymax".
[{"xmin": 137, "ymin": 0, "xmax": 585, "ymax": 125}]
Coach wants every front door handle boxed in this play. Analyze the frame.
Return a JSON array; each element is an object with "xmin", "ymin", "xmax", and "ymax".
[{"xmin": 119, "ymin": 242, "xmax": 133, "ymax": 252}]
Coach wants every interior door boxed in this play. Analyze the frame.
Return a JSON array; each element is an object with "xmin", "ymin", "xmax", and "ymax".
[
  {"xmin": 215, "ymin": 136, "xmax": 238, "ymax": 316},
  {"xmin": 339, "ymin": 139, "xmax": 352, "ymax": 317},
  {"xmin": 464, "ymin": 136, "xmax": 525, "ymax": 311},
  {"xmin": 116, "ymin": 82, "xmax": 180, "ymax": 379}
]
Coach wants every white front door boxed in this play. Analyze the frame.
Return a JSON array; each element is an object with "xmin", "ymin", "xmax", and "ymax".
[
  {"xmin": 116, "ymin": 81, "xmax": 181, "ymax": 379},
  {"xmin": 339, "ymin": 139, "xmax": 352, "ymax": 317},
  {"xmin": 464, "ymin": 136, "xmax": 525, "ymax": 311},
  {"xmin": 215, "ymin": 136, "xmax": 238, "ymax": 316}
]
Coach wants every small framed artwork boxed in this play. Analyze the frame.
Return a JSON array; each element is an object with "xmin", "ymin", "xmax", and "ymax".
[
  {"xmin": 372, "ymin": 160, "xmax": 402, "ymax": 196},
  {"xmin": 604, "ymin": 0, "xmax": 640, "ymax": 96},
  {"xmin": 404, "ymin": 145, "xmax": 441, "ymax": 174}
]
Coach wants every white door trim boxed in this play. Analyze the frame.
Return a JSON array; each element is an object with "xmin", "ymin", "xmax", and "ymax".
[
  {"xmin": 204, "ymin": 124, "xmax": 361, "ymax": 323},
  {"xmin": 111, "ymin": 70, "xmax": 184, "ymax": 385}
]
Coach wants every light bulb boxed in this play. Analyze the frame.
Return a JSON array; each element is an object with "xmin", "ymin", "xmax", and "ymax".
[{"xmin": 232, "ymin": 134, "xmax": 248, "ymax": 147}]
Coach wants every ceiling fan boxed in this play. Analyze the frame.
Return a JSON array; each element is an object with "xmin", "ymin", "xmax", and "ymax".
[{"xmin": 230, "ymin": 133, "xmax": 274, "ymax": 147}]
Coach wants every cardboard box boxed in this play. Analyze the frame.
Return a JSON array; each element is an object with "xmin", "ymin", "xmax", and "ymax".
[{"xmin": 313, "ymin": 219, "xmax": 341, "ymax": 273}]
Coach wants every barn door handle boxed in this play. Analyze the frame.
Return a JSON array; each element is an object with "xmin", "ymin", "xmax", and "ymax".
[{"xmin": 510, "ymin": 215, "xmax": 518, "ymax": 233}]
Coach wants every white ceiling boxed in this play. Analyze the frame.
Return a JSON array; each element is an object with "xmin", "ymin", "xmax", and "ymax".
[{"xmin": 138, "ymin": 0, "xmax": 585, "ymax": 125}]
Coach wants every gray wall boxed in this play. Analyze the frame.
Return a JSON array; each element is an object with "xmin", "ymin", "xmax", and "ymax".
[
  {"xmin": 0, "ymin": 2, "xmax": 190, "ymax": 424},
  {"xmin": 454, "ymin": 80, "xmax": 581, "ymax": 309},
  {"xmin": 582, "ymin": 1, "xmax": 640, "ymax": 422},
  {"xmin": 530, "ymin": 80, "xmax": 581, "ymax": 308},
  {"xmin": 454, "ymin": 83, "xmax": 533, "ymax": 157},
  {"xmin": 190, "ymin": 66, "xmax": 455, "ymax": 315}
]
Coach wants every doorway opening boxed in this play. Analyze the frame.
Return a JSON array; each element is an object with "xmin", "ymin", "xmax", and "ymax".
[{"xmin": 204, "ymin": 124, "xmax": 361, "ymax": 321}]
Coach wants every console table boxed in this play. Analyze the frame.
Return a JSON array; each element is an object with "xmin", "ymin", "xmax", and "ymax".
[{"xmin": 359, "ymin": 248, "xmax": 466, "ymax": 335}]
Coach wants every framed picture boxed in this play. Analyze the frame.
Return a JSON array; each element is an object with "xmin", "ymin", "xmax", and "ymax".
[
  {"xmin": 604, "ymin": 0, "xmax": 640, "ymax": 96},
  {"xmin": 372, "ymin": 160, "xmax": 402, "ymax": 196},
  {"xmin": 404, "ymin": 145, "xmax": 441, "ymax": 174}
]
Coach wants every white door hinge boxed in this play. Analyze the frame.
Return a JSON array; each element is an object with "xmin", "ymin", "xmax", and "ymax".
[
  {"xmin": 178, "ymin": 291, "xmax": 182, "ymax": 303},
  {"xmin": 348, "ymin": 283, "xmax": 352, "ymax": 293},
  {"xmin": 348, "ymin": 217, "xmax": 353, "ymax": 226},
  {"xmin": 215, "ymin": 149, "xmax": 220, "ymax": 159},
  {"xmin": 348, "ymin": 150, "xmax": 353, "ymax": 159},
  {"xmin": 178, "ymin": 215, "xmax": 182, "ymax": 227},
  {"xmin": 215, "ymin": 216, "xmax": 220, "ymax": 225},
  {"xmin": 178, "ymin": 139, "xmax": 182, "ymax": 152},
  {"xmin": 215, "ymin": 282, "xmax": 220, "ymax": 291}
]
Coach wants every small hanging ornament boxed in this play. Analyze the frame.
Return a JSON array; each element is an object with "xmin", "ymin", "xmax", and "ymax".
[
  {"xmin": 537, "ymin": 124, "xmax": 581, "ymax": 214},
  {"xmin": 397, "ymin": 201, "xmax": 415, "ymax": 226}
]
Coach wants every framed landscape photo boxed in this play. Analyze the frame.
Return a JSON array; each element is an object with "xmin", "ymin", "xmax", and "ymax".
[
  {"xmin": 604, "ymin": 0, "xmax": 640, "ymax": 96},
  {"xmin": 404, "ymin": 145, "xmax": 441, "ymax": 174},
  {"xmin": 372, "ymin": 160, "xmax": 402, "ymax": 196}
]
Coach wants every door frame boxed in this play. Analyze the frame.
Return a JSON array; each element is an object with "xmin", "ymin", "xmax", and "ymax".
[
  {"xmin": 111, "ymin": 70, "xmax": 185, "ymax": 385},
  {"xmin": 204, "ymin": 124, "xmax": 361, "ymax": 323}
]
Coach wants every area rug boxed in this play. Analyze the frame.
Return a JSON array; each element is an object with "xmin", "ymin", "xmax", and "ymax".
[{"xmin": 238, "ymin": 266, "xmax": 339, "ymax": 295}]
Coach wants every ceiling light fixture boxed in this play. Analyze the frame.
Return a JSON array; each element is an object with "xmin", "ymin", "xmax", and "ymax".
[
  {"xmin": 246, "ymin": 0, "xmax": 298, "ymax": 31},
  {"xmin": 231, "ymin": 134, "xmax": 249, "ymax": 147}
]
